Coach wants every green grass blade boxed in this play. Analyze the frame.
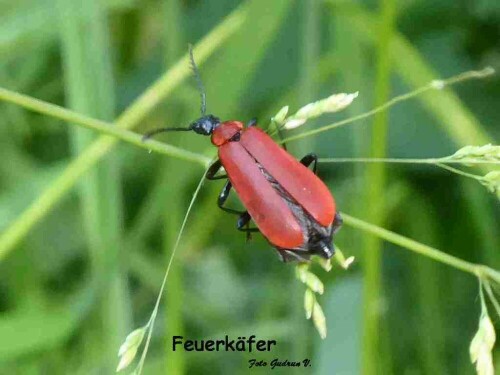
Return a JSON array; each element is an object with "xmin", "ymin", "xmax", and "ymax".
[
  {"xmin": 362, "ymin": 1, "xmax": 396, "ymax": 374},
  {"xmin": 56, "ymin": 0, "xmax": 130, "ymax": 370}
]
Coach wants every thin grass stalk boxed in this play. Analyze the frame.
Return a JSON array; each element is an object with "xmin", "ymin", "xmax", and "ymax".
[
  {"xmin": 0, "ymin": 88, "xmax": 210, "ymax": 163},
  {"xmin": 134, "ymin": 169, "xmax": 208, "ymax": 374},
  {"xmin": 164, "ymin": 222, "xmax": 185, "ymax": 374},
  {"xmin": 326, "ymin": 1, "xmax": 494, "ymax": 151},
  {"xmin": 319, "ymin": 157, "xmax": 499, "ymax": 165},
  {"xmin": 341, "ymin": 212, "xmax": 500, "ymax": 284}
]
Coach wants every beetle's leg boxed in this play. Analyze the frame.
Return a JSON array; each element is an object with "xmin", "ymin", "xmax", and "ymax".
[
  {"xmin": 237, "ymin": 211, "xmax": 259, "ymax": 241},
  {"xmin": 299, "ymin": 153, "xmax": 318, "ymax": 174},
  {"xmin": 276, "ymin": 249, "xmax": 312, "ymax": 263},
  {"xmin": 236, "ymin": 212, "xmax": 252, "ymax": 228},
  {"xmin": 332, "ymin": 212, "xmax": 343, "ymax": 234},
  {"xmin": 206, "ymin": 159, "xmax": 227, "ymax": 180},
  {"xmin": 217, "ymin": 180, "xmax": 245, "ymax": 215},
  {"xmin": 247, "ymin": 118, "xmax": 258, "ymax": 127},
  {"xmin": 217, "ymin": 181, "xmax": 259, "ymax": 240}
]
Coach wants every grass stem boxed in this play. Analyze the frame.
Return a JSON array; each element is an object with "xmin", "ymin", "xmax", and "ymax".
[
  {"xmin": 281, "ymin": 67, "xmax": 494, "ymax": 144},
  {"xmin": 135, "ymin": 168, "xmax": 208, "ymax": 374},
  {"xmin": 0, "ymin": 87, "xmax": 210, "ymax": 165},
  {"xmin": 341, "ymin": 212, "xmax": 500, "ymax": 284},
  {"xmin": 319, "ymin": 157, "xmax": 499, "ymax": 165}
]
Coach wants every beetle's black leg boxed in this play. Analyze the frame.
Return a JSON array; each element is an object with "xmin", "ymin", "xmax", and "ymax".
[
  {"xmin": 237, "ymin": 212, "xmax": 251, "ymax": 228},
  {"xmin": 206, "ymin": 159, "xmax": 227, "ymax": 180},
  {"xmin": 276, "ymin": 249, "xmax": 312, "ymax": 263},
  {"xmin": 332, "ymin": 211, "xmax": 343, "ymax": 234},
  {"xmin": 217, "ymin": 181, "xmax": 259, "ymax": 240},
  {"xmin": 237, "ymin": 211, "xmax": 259, "ymax": 241},
  {"xmin": 247, "ymin": 118, "xmax": 258, "ymax": 127},
  {"xmin": 208, "ymin": 158, "xmax": 260, "ymax": 238},
  {"xmin": 300, "ymin": 153, "xmax": 318, "ymax": 174},
  {"xmin": 217, "ymin": 180, "xmax": 245, "ymax": 215}
]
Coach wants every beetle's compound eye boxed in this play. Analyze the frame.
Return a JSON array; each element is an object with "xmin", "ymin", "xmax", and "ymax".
[{"xmin": 190, "ymin": 115, "xmax": 220, "ymax": 136}]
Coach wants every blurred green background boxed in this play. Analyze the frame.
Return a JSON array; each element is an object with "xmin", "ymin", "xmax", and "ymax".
[{"xmin": 0, "ymin": 0, "xmax": 499, "ymax": 374}]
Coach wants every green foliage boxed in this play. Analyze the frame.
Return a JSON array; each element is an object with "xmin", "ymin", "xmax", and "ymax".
[{"xmin": 0, "ymin": 1, "xmax": 499, "ymax": 374}]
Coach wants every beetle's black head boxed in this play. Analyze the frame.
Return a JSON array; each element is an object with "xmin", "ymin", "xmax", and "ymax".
[{"xmin": 189, "ymin": 115, "xmax": 220, "ymax": 136}]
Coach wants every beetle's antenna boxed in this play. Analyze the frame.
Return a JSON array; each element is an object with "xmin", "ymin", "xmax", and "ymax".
[
  {"xmin": 141, "ymin": 45, "xmax": 208, "ymax": 142},
  {"xmin": 142, "ymin": 126, "xmax": 192, "ymax": 141},
  {"xmin": 189, "ymin": 44, "xmax": 207, "ymax": 116}
]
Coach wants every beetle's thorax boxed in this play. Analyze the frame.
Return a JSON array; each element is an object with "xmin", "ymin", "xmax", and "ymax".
[{"xmin": 211, "ymin": 120, "xmax": 244, "ymax": 146}]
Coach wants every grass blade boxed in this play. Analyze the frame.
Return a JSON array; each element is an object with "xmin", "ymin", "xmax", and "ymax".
[
  {"xmin": 362, "ymin": 1, "xmax": 395, "ymax": 374},
  {"xmin": 57, "ymin": 0, "xmax": 130, "ymax": 370}
]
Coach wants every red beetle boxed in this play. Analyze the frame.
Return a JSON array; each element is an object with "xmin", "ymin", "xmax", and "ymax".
[{"xmin": 144, "ymin": 48, "xmax": 342, "ymax": 262}]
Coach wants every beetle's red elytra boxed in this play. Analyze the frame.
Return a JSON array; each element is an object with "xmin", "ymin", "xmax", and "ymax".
[{"xmin": 142, "ymin": 46, "xmax": 342, "ymax": 262}]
